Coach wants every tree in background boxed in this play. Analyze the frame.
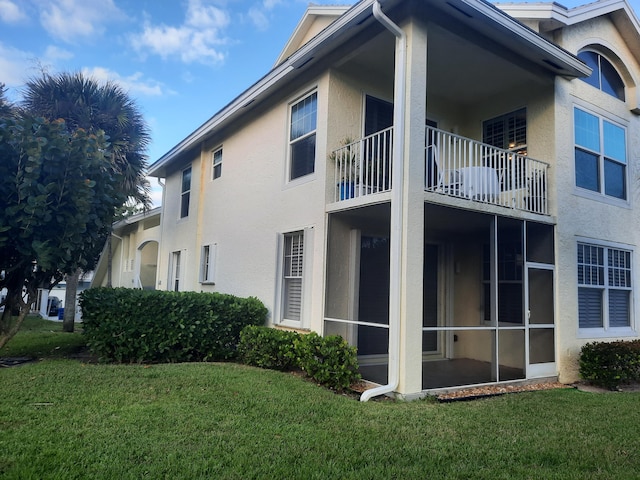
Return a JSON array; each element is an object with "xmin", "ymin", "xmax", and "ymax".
[
  {"xmin": 21, "ymin": 72, "xmax": 151, "ymax": 332},
  {"xmin": 0, "ymin": 73, "xmax": 150, "ymax": 343},
  {"xmin": 0, "ymin": 115, "xmax": 118, "ymax": 347}
]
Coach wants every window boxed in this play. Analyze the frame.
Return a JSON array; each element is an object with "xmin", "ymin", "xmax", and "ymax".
[
  {"xmin": 574, "ymin": 108, "xmax": 626, "ymax": 200},
  {"xmin": 483, "ymin": 108, "xmax": 527, "ymax": 154},
  {"xmin": 289, "ymin": 92, "xmax": 317, "ymax": 180},
  {"xmin": 282, "ymin": 232, "xmax": 304, "ymax": 322},
  {"xmin": 578, "ymin": 242, "xmax": 632, "ymax": 330},
  {"xmin": 170, "ymin": 251, "xmax": 181, "ymax": 292},
  {"xmin": 200, "ymin": 244, "xmax": 217, "ymax": 284},
  {"xmin": 212, "ymin": 148, "xmax": 222, "ymax": 180},
  {"xmin": 180, "ymin": 166, "xmax": 191, "ymax": 218},
  {"xmin": 578, "ymin": 51, "xmax": 625, "ymax": 101}
]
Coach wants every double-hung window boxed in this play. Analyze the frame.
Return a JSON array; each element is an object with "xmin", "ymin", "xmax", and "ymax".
[
  {"xmin": 578, "ymin": 242, "xmax": 632, "ymax": 331},
  {"xmin": 200, "ymin": 244, "xmax": 217, "ymax": 284},
  {"xmin": 170, "ymin": 251, "xmax": 181, "ymax": 292},
  {"xmin": 574, "ymin": 108, "xmax": 627, "ymax": 200},
  {"xmin": 212, "ymin": 147, "xmax": 222, "ymax": 180},
  {"xmin": 289, "ymin": 92, "xmax": 317, "ymax": 181},
  {"xmin": 180, "ymin": 166, "xmax": 192, "ymax": 218},
  {"xmin": 282, "ymin": 232, "xmax": 304, "ymax": 322}
]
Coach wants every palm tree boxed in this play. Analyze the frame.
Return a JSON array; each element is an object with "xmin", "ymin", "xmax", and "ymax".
[{"xmin": 22, "ymin": 72, "xmax": 151, "ymax": 331}]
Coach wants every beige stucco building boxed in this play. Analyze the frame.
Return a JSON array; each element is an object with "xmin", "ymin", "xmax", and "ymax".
[
  {"xmin": 92, "ymin": 207, "xmax": 161, "ymax": 291},
  {"xmin": 145, "ymin": 0, "xmax": 640, "ymax": 399}
]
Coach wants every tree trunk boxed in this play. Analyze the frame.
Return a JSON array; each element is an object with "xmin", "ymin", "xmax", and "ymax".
[
  {"xmin": 0, "ymin": 290, "xmax": 30, "ymax": 349},
  {"xmin": 62, "ymin": 268, "xmax": 81, "ymax": 332}
]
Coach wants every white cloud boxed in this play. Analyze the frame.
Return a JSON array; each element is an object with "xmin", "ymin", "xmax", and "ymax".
[
  {"xmin": 0, "ymin": 0, "xmax": 26, "ymax": 23},
  {"xmin": 0, "ymin": 42, "xmax": 32, "ymax": 87},
  {"xmin": 130, "ymin": 0, "xmax": 229, "ymax": 66},
  {"xmin": 43, "ymin": 45, "xmax": 73, "ymax": 62},
  {"xmin": 81, "ymin": 66, "xmax": 170, "ymax": 97},
  {"xmin": 247, "ymin": 7, "xmax": 269, "ymax": 31},
  {"xmin": 39, "ymin": 0, "xmax": 126, "ymax": 44}
]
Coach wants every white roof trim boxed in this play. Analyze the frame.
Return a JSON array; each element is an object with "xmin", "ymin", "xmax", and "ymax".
[
  {"xmin": 148, "ymin": 0, "xmax": 591, "ymax": 178},
  {"xmin": 497, "ymin": 0, "xmax": 640, "ymax": 29},
  {"xmin": 275, "ymin": 5, "xmax": 351, "ymax": 67}
]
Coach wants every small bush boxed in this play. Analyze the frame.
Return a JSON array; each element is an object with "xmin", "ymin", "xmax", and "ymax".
[
  {"xmin": 294, "ymin": 332, "xmax": 361, "ymax": 392},
  {"xmin": 238, "ymin": 326, "xmax": 298, "ymax": 371},
  {"xmin": 238, "ymin": 327, "xmax": 361, "ymax": 392},
  {"xmin": 579, "ymin": 340, "xmax": 640, "ymax": 390},
  {"xmin": 80, "ymin": 288, "xmax": 267, "ymax": 363}
]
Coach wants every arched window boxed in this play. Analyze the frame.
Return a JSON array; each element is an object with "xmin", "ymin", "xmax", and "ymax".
[{"xmin": 578, "ymin": 50, "xmax": 625, "ymax": 101}]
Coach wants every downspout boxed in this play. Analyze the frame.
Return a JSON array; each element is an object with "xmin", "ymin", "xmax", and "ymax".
[{"xmin": 361, "ymin": 0, "xmax": 406, "ymax": 402}]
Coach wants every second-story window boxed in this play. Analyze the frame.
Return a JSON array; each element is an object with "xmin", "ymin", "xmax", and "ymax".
[
  {"xmin": 180, "ymin": 166, "xmax": 191, "ymax": 218},
  {"xmin": 212, "ymin": 147, "xmax": 222, "ymax": 180},
  {"xmin": 574, "ymin": 107, "xmax": 627, "ymax": 200},
  {"xmin": 483, "ymin": 108, "xmax": 527, "ymax": 155},
  {"xmin": 289, "ymin": 91, "xmax": 317, "ymax": 181},
  {"xmin": 578, "ymin": 50, "xmax": 625, "ymax": 101}
]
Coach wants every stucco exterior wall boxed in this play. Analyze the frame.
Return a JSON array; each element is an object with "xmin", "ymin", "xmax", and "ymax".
[{"xmin": 552, "ymin": 15, "xmax": 640, "ymax": 382}]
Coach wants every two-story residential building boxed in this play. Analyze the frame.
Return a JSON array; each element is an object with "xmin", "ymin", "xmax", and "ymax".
[
  {"xmin": 92, "ymin": 207, "xmax": 161, "ymax": 291},
  {"xmin": 147, "ymin": 0, "xmax": 640, "ymax": 399}
]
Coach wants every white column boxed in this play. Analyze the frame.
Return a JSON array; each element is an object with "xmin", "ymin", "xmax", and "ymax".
[{"xmin": 397, "ymin": 19, "xmax": 428, "ymax": 396}]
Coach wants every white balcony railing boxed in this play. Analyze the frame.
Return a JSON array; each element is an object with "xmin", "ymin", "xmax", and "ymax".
[
  {"xmin": 332, "ymin": 127, "xmax": 393, "ymax": 202},
  {"xmin": 425, "ymin": 126, "xmax": 549, "ymax": 215},
  {"xmin": 331, "ymin": 125, "xmax": 549, "ymax": 215}
]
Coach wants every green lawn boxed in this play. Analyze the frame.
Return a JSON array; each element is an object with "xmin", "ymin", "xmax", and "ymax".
[{"xmin": 1, "ymin": 319, "xmax": 639, "ymax": 479}]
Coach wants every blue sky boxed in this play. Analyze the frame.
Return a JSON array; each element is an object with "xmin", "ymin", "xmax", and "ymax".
[{"xmin": 1, "ymin": 0, "xmax": 639, "ymax": 206}]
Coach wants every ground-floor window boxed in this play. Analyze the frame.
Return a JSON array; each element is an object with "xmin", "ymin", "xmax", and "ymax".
[
  {"xmin": 282, "ymin": 231, "xmax": 304, "ymax": 323},
  {"xmin": 170, "ymin": 251, "xmax": 181, "ymax": 292},
  {"xmin": 578, "ymin": 242, "xmax": 632, "ymax": 331}
]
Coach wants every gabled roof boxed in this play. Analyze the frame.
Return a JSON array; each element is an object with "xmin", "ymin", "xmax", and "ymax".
[
  {"xmin": 274, "ymin": 5, "xmax": 351, "ymax": 66},
  {"xmin": 148, "ymin": 0, "xmax": 591, "ymax": 178},
  {"xmin": 496, "ymin": 0, "xmax": 640, "ymax": 48}
]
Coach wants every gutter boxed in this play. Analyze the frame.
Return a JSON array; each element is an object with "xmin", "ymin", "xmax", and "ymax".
[{"xmin": 360, "ymin": 0, "xmax": 405, "ymax": 402}]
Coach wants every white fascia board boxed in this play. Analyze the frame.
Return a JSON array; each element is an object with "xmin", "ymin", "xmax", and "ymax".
[
  {"xmin": 148, "ymin": 0, "xmax": 590, "ymax": 177},
  {"xmin": 462, "ymin": 0, "xmax": 591, "ymax": 76},
  {"xmin": 275, "ymin": 5, "xmax": 352, "ymax": 67},
  {"xmin": 498, "ymin": 0, "xmax": 640, "ymax": 30},
  {"xmin": 494, "ymin": 2, "xmax": 570, "ymax": 20},
  {"xmin": 148, "ymin": 0, "xmax": 374, "ymax": 178}
]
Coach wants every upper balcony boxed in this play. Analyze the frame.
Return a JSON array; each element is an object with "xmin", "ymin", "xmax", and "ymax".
[{"xmin": 331, "ymin": 125, "xmax": 549, "ymax": 216}]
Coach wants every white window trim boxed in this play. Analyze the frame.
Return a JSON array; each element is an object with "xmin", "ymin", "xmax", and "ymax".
[
  {"xmin": 572, "ymin": 103, "xmax": 630, "ymax": 207},
  {"xmin": 169, "ymin": 250, "xmax": 185, "ymax": 292},
  {"xmin": 286, "ymin": 89, "xmax": 318, "ymax": 185},
  {"xmin": 180, "ymin": 165, "xmax": 192, "ymax": 219},
  {"xmin": 274, "ymin": 227, "xmax": 314, "ymax": 329},
  {"xmin": 211, "ymin": 147, "xmax": 222, "ymax": 181},
  {"xmin": 576, "ymin": 236, "xmax": 636, "ymax": 338},
  {"xmin": 199, "ymin": 243, "xmax": 217, "ymax": 285}
]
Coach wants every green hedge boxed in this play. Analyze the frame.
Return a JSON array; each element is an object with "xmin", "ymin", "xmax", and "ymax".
[
  {"xmin": 80, "ymin": 288, "xmax": 267, "ymax": 363},
  {"xmin": 579, "ymin": 340, "xmax": 640, "ymax": 390},
  {"xmin": 238, "ymin": 325, "xmax": 298, "ymax": 371},
  {"xmin": 238, "ymin": 326, "xmax": 361, "ymax": 391}
]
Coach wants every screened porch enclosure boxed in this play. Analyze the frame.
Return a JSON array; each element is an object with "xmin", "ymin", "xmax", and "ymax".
[{"xmin": 324, "ymin": 203, "xmax": 556, "ymax": 392}]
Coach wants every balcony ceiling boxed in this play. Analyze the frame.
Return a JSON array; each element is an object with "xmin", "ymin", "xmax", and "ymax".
[{"xmin": 340, "ymin": 23, "xmax": 555, "ymax": 107}]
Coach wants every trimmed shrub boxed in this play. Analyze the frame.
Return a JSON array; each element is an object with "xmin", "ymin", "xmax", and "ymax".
[
  {"xmin": 238, "ymin": 326, "xmax": 361, "ymax": 391},
  {"xmin": 80, "ymin": 288, "xmax": 267, "ymax": 363},
  {"xmin": 238, "ymin": 325, "xmax": 298, "ymax": 371},
  {"xmin": 579, "ymin": 340, "xmax": 640, "ymax": 390},
  {"xmin": 294, "ymin": 332, "xmax": 361, "ymax": 392}
]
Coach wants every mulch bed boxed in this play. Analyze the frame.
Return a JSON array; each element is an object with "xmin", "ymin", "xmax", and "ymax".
[{"xmin": 435, "ymin": 382, "xmax": 573, "ymax": 402}]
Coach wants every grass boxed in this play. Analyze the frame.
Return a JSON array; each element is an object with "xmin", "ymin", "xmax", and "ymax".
[
  {"xmin": 2, "ymin": 319, "xmax": 640, "ymax": 479},
  {"xmin": 0, "ymin": 316, "xmax": 86, "ymax": 359}
]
